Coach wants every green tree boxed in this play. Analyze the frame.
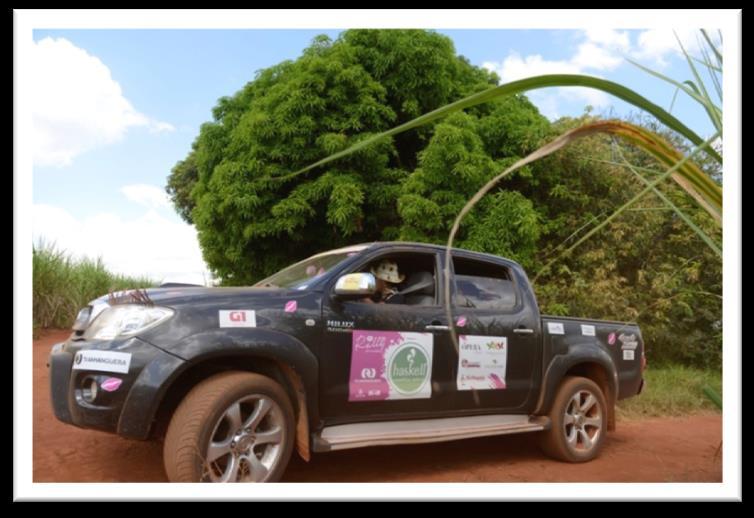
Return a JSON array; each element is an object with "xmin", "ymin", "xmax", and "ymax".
[
  {"xmin": 168, "ymin": 30, "xmax": 543, "ymax": 284},
  {"xmin": 167, "ymin": 29, "xmax": 722, "ymax": 369}
]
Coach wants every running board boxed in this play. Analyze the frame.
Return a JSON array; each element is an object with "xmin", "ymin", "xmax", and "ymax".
[{"xmin": 313, "ymin": 414, "xmax": 549, "ymax": 452}]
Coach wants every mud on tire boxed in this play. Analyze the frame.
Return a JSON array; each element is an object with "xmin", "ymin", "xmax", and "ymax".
[
  {"xmin": 539, "ymin": 375, "xmax": 608, "ymax": 463},
  {"xmin": 163, "ymin": 371, "xmax": 295, "ymax": 482}
]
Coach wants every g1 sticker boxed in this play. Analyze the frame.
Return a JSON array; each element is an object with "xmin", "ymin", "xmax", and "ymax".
[{"xmin": 219, "ymin": 310, "xmax": 256, "ymax": 328}]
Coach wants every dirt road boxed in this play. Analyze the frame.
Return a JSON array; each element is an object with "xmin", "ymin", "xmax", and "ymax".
[{"xmin": 33, "ymin": 329, "xmax": 722, "ymax": 482}]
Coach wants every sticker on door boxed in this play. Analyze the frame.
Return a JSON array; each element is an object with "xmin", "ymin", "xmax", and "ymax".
[
  {"xmin": 456, "ymin": 335, "xmax": 508, "ymax": 390},
  {"xmin": 348, "ymin": 330, "xmax": 434, "ymax": 401}
]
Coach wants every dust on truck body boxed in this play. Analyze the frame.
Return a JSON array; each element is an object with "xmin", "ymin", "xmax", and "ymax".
[{"xmin": 49, "ymin": 241, "xmax": 645, "ymax": 482}]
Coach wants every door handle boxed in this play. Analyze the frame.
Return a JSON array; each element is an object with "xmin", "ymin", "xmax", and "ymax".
[
  {"xmin": 513, "ymin": 328, "xmax": 535, "ymax": 334},
  {"xmin": 425, "ymin": 324, "xmax": 450, "ymax": 331}
]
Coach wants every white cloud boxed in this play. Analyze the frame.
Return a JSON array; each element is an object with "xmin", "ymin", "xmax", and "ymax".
[
  {"xmin": 583, "ymin": 28, "xmax": 631, "ymax": 52},
  {"xmin": 572, "ymin": 42, "xmax": 623, "ymax": 71},
  {"xmin": 482, "ymin": 50, "xmax": 611, "ymax": 118},
  {"xmin": 482, "ymin": 28, "xmax": 711, "ymax": 120},
  {"xmin": 632, "ymin": 29, "xmax": 710, "ymax": 66},
  {"xmin": 121, "ymin": 184, "xmax": 171, "ymax": 209},
  {"xmin": 33, "ymin": 203, "xmax": 212, "ymax": 286},
  {"xmin": 31, "ymin": 37, "xmax": 174, "ymax": 168},
  {"xmin": 486, "ymin": 53, "xmax": 581, "ymax": 82},
  {"xmin": 149, "ymin": 121, "xmax": 176, "ymax": 134}
]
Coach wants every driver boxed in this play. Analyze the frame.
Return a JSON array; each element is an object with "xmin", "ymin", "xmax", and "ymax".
[{"xmin": 362, "ymin": 259, "xmax": 405, "ymax": 304}]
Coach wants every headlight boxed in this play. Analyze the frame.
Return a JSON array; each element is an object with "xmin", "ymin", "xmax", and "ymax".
[
  {"xmin": 72, "ymin": 307, "xmax": 91, "ymax": 331},
  {"xmin": 83, "ymin": 305, "xmax": 174, "ymax": 340}
]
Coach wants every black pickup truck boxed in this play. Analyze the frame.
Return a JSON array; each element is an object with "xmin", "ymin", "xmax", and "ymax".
[{"xmin": 49, "ymin": 241, "xmax": 645, "ymax": 482}]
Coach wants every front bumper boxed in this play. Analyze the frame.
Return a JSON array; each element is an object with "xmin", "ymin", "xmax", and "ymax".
[{"xmin": 48, "ymin": 336, "xmax": 186, "ymax": 439}]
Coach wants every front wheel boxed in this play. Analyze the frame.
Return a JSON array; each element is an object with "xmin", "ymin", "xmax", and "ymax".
[
  {"xmin": 163, "ymin": 371, "xmax": 295, "ymax": 482},
  {"xmin": 539, "ymin": 376, "xmax": 607, "ymax": 462}
]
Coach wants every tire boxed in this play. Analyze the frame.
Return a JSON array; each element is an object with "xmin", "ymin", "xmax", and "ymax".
[
  {"xmin": 163, "ymin": 371, "xmax": 295, "ymax": 482},
  {"xmin": 539, "ymin": 376, "xmax": 607, "ymax": 463}
]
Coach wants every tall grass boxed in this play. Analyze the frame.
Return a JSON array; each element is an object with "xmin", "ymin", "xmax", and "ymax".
[
  {"xmin": 33, "ymin": 241, "xmax": 155, "ymax": 333},
  {"xmin": 616, "ymin": 365, "xmax": 722, "ymax": 419}
]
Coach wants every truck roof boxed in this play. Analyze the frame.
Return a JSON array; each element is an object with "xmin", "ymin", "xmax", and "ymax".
[{"xmin": 356, "ymin": 241, "xmax": 524, "ymax": 269}]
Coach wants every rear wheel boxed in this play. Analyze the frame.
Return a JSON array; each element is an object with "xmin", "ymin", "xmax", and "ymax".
[
  {"xmin": 539, "ymin": 376, "xmax": 607, "ymax": 462},
  {"xmin": 163, "ymin": 371, "xmax": 295, "ymax": 482}
]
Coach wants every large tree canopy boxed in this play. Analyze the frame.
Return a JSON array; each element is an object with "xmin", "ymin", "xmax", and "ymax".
[
  {"xmin": 168, "ymin": 30, "xmax": 721, "ymax": 368},
  {"xmin": 167, "ymin": 29, "xmax": 546, "ymax": 283}
]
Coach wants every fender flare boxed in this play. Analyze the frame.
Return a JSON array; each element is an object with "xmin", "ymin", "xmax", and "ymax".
[
  {"xmin": 533, "ymin": 342, "xmax": 618, "ymax": 419},
  {"xmin": 118, "ymin": 328, "xmax": 319, "ymax": 446}
]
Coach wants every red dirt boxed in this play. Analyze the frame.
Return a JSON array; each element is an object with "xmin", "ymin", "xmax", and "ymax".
[{"xmin": 34, "ymin": 329, "xmax": 722, "ymax": 482}]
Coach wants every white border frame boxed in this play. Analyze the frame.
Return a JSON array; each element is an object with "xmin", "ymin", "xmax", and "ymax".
[{"xmin": 14, "ymin": 9, "xmax": 741, "ymax": 501}]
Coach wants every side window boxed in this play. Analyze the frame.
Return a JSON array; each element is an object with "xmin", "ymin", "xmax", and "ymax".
[
  {"xmin": 352, "ymin": 252, "xmax": 437, "ymax": 306},
  {"xmin": 453, "ymin": 257, "xmax": 517, "ymax": 311}
]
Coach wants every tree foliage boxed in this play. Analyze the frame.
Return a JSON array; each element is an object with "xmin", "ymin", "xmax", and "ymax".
[{"xmin": 167, "ymin": 29, "xmax": 721, "ymax": 368}]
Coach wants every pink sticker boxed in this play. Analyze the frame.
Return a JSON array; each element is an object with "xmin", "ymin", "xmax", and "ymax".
[
  {"xmin": 101, "ymin": 378, "xmax": 123, "ymax": 392},
  {"xmin": 284, "ymin": 300, "xmax": 297, "ymax": 313},
  {"xmin": 456, "ymin": 316, "xmax": 467, "ymax": 328},
  {"xmin": 488, "ymin": 373, "xmax": 507, "ymax": 389},
  {"xmin": 608, "ymin": 333, "xmax": 616, "ymax": 345}
]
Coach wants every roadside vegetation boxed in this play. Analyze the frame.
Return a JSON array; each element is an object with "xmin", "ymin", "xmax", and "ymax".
[
  {"xmin": 32, "ymin": 29, "xmax": 723, "ymax": 418},
  {"xmin": 616, "ymin": 364, "xmax": 722, "ymax": 418},
  {"xmin": 33, "ymin": 241, "xmax": 155, "ymax": 334},
  {"xmin": 167, "ymin": 29, "xmax": 722, "ymax": 372}
]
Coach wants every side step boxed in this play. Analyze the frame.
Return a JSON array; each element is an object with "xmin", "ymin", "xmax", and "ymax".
[{"xmin": 313, "ymin": 414, "xmax": 550, "ymax": 452}]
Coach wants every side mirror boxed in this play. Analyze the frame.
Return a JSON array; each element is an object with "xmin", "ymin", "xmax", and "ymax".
[{"xmin": 334, "ymin": 272, "xmax": 376, "ymax": 297}]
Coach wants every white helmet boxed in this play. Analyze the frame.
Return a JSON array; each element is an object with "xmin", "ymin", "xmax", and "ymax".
[{"xmin": 371, "ymin": 259, "xmax": 405, "ymax": 284}]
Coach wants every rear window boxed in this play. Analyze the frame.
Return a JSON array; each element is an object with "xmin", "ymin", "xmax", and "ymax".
[{"xmin": 453, "ymin": 257, "xmax": 517, "ymax": 311}]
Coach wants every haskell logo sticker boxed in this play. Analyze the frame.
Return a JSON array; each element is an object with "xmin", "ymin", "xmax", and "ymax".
[
  {"xmin": 219, "ymin": 310, "xmax": 257, "ymax": 328},
  {"xmin": 388, "ymin": 343, "xmax": 430, "ymax": 396}
]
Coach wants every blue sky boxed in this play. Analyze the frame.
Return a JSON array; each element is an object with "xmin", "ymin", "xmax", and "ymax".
[{"xmin": 31, "ymin": 28, "xmax": 722, "ymax": 284}]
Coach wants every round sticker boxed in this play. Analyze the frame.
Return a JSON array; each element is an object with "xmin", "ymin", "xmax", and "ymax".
[{"xmin": 387, "ymin": 343, "xmax": 430, "ymax": 395}]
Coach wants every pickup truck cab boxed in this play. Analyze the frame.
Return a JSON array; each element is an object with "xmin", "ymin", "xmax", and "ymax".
[{"xmin": 49, "ymin": 241, "xmax": 645, "ymax": 482}]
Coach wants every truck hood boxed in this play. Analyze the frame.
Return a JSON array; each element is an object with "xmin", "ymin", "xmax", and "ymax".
[{"xmin": 92, "ymin": 286, "xmax": 303, "ymax": 308}]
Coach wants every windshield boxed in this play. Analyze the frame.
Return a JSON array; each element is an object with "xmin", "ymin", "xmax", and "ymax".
[{"xmin": 253, "ymin": 245, "xmax": 367, "ymax": 289}]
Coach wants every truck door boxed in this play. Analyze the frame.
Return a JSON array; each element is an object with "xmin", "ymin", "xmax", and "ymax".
[
  {"xmin": 318, "ymin": 248, "xmax": 456, "ymax": 422},
  {"xmin": 445, "ymin": 254, "xmax": 541, "ymax": 412}
]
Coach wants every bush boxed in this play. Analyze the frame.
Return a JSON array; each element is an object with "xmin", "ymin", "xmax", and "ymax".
[{"xmin": 33, "ymin": 241, "xmax": 155, "ymax": 334}]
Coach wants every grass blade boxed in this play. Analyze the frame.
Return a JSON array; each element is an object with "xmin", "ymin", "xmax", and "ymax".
[
  {"xmin": 627, "ymin": 57, "xmax": 720, "ymax": 121},
  {"xmin": 272, "ymin": 74, "xmax": 721, "ymax": 184},
  {"xmin": 701, "ymin": 28, "xmax": 723, "ymax": 66},
  {"xmin": 532, "ymin": 131, "xmax": 719, "ymax": 286},
  {"xmin": 674, "ymin": 31, "xmax": 722, "ymax": 134},
  {"xmin": 613, "ymin": 140, "xmax": 721, "ymax": 256},
  {"xmin": 439, "ymin": 124, "xmax": 720, "ymax": 353}
]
